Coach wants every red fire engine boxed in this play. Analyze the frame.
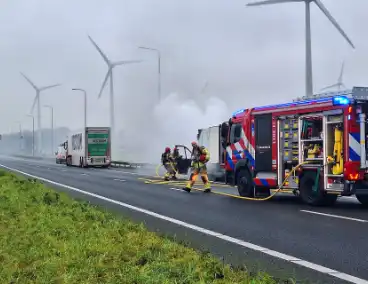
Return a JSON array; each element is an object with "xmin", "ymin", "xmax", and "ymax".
[{"xmin": 217, "ymin": 87, "xmax": 368, "ymax": 206}]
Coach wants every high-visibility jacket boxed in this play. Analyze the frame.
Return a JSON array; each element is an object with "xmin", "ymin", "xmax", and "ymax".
[
  {"xmin": 161, "ymin": 152, "xmax": 174, "ymax": 164},
  {"xmin": 191, "ymin": 146, "xmax": 210, "ymax": 167}
]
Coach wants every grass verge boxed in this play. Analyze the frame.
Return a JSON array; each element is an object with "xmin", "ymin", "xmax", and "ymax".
[{"xmin": 0, "ymin": 170, "xmax": 289, "ymax": 283}]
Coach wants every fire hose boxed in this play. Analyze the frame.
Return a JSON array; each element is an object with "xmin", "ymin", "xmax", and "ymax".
[{"xmin": 155, "ymin": 161, "xmax": 318, "ymax": 201}]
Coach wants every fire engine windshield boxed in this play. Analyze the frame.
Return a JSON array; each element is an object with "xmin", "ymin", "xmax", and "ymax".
[{"xmin": 230, "ymin": 123, "xmax": 242, "ymax": 144}]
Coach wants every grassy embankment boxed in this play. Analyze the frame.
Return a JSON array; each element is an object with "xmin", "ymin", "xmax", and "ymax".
[{"xmin": 0, "ymin": 170, "xmax": 289, "ymax": 283}]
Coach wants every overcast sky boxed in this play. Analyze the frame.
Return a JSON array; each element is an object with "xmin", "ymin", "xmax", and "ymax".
[{"xmin": 0, "ymin": 0, "xmax": 367, "ymax": 137}]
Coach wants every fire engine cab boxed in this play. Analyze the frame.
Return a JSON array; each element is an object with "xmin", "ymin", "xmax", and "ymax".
[{"xmin": 219, "ymin": 86, "xmax": 368, "ymax": 206}]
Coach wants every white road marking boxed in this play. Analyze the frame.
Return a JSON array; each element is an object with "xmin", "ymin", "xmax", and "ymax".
[
  {"xmin": 169, "ymin": 187, "xmax": 187, "ymax": 193},
  {"xmin": 0, "ymin": 164, "xmax": 367, "ymax": 284},
  {"xmin": 121, "ymin": 171, "xmax": 139, "ymax": 175},
  {"xmin": 61, "ymin": 169, "xmax": 67, "ymax": 172},
  {"xmin": 301, "ymin": 210, "xmax": 368, "ymax": 223},
  {"xmin": 113, "ymin": 179, "xmax": 126, "ymax": 182},
  {"xmin": 80, "ymin": 173, "xmax": 89, "ymax": 176}
]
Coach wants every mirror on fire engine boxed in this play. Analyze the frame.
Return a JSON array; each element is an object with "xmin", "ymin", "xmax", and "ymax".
[{"xmin": 220, "ymin": 122, "xmax": 229, "ymax": 148}]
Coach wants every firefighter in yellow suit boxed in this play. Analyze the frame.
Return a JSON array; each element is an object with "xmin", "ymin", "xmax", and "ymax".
[
  {"xmin": 182, "ymin": 141, "xmax": 211, "ymax": 193},
  {"xmin": 161, "ymin": 147, "xmax": 177, "ymax": 181}
]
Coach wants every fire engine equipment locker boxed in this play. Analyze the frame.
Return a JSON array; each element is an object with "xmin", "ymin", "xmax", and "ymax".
[{"xmin": 280, "ymin": 118, "xmax": 299, "ymax": 163}]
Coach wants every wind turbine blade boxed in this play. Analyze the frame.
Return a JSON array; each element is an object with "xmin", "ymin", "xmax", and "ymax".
[
  {"xmin": 338, "ymin": 61, "xmax": 345, "ymax": 83},
  {"xmin": 113, "ymin": 60, "xmax": 143, "ymax": 66},
  {"xmin": 20, "ymin": 72, "xmax": 38, "ymax": 90},
  {"xmin": 88, "ymin": 35, "xmax": 110, "ymax": 65},
  {"xmin": 201, "ymin": 81, "xmax": 209, "ymax": 94},
  {"xmin": 98, "ymin": 69, "xmax": 111, "ymax": 99},
  {"xmin": 30, "ymin": 95, "xmax": 37, "ymax": 113},
  {"xmin": 321, "ymin": 83, "xmax": 339, "ymax": 91},
  {"xmin": 246, "ymin": 0, "xmax": 299, "ymax": 7},
  {"xmin": 39, "ymin": 84, "xmax": 61, "ymax": 91},
  {"xmin": 314, "ymin": 0, "xmax": 355, "ymax": 49}
]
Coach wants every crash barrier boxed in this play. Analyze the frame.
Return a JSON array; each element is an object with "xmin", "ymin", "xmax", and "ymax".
[
  {"xmin": 10, "ymin": 154, "xmax": 151, "ymax": 169},
  {"xmin": 11, "ymin": 154, "xmax": 54, "ymax": 161},
  {"xmin": 109, "ymin": 160, "xmax": 150, "ymax": 168}
]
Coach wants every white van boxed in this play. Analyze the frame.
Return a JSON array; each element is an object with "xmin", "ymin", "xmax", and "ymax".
[{"xmin": 55, "ymin": 144, "xmax": 66, "ymax": 164}]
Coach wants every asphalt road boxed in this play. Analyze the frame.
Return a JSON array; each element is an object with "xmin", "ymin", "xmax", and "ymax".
[{"xmin": 1, "ymin": 156, "xmax": 368, "ymax": 284}]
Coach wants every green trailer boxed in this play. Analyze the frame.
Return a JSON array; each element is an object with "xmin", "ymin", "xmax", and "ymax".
[{"xmin": 65, "ymin": 127, "xmax": 111, "ymax": 168}]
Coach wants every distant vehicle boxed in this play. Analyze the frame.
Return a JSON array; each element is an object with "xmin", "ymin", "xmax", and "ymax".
[
  {"xmin": 55, "ymin": 143, "xmax": 67, "ymax": 164},
  {"xmin": 65, "ymin": 127, "xmax": 111, "ymax": 168}
]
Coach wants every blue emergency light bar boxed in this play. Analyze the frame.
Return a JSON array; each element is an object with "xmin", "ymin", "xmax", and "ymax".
[
  {"xmin": 332, "ymin": 96, "xmax": 350, "ymax": 106},
  {"xmin": 232, "ymin": 108, "xmax": 245, "ymax": 116}
]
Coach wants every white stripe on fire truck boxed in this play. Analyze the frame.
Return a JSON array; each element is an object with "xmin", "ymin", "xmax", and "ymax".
[
  {"xmin": 226, "ymin": 147, "xmax": 232, "ymax": 159},
  {"xmin": 234, "ymin": 142, "xmax": 244, "ymax": 158},
  {"xmin": 348, "ymin": 133, "xmax": 360, "ymax": 161},
  {"xmin": 241, "ymin": 131, "xmax": 255, "ymax": 159}
]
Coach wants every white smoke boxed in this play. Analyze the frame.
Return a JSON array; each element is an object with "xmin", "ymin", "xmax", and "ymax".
[
  {"xmin": 124, "ymin": 92, "xmax": 230, "ymax": 163},
  {"xmin": 69, "ymin": 92, "xmax": 230, "ymax": 164}
]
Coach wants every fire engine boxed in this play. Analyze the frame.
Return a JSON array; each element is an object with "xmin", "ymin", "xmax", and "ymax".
[{"xmin": 215, "ymin": 87, "xmax": 368, "ymax": 206}]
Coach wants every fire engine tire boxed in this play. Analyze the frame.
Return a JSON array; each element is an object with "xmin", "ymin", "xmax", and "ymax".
[
  {"xmin": 299, "ymin": 171, "xmax": 337, "ymax": 206},
  {"xmin": 237, "ymin": 168, "xmax": 254, "ymax": 198},
  {"xmin": 356, "ymin": 194, "xmax": 368, "ymax": 207}
]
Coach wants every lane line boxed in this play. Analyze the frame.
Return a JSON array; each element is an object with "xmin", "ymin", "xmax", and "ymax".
[
  {"xmin": 121, "ymin": 171, "xmax": 139, "ymax": 175},
  {"xmin": 301, "ymin": 210, "xmax": 368, "ymax": 223},
  {"xmin": 0, "ymin": 164, "xmax": 367, "ymax": 284},
  {"xmin": 169, "ymin": 187, "xmax": 188, "ymax": 193},
  {"xmin": 113, "ymin": 179, "xmax": 126, "ymax": 182}
]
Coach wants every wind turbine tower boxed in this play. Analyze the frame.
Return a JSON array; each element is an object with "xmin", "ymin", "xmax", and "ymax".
[
  {"xmin": 321, "ymin": 61, "xmax": 346, "ymax": 91},
  {"xmin": 246, "ymin": 0, "xmax": 355, "ymax": 98},
  {"xmin": 88, "ymin": 35, "xmax": 143, "ymax": 135},
  {"xmin": 21, "ymin": 72, "xmax": 60, "ymax": 154}
]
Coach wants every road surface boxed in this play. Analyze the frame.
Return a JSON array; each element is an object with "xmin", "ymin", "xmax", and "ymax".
[{"xmin": 0, "ymin": 156, "xmax": 367, "ymax": 284}]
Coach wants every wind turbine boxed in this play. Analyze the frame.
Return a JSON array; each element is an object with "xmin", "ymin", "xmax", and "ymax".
[
  {"xmin": 88, "ymin": 35, "xmax": 143, "ymax": 135},
  {"xmin": 200, "ymin": 80, "xmax": 209, "ymax": 95},
  {"xmin": 20, "ymin": 72, "xmax": 60, "ymax": 154},
  {"xmin": 246, "ymin": 0, "xmax": 355, "ymax": 98},
  {"xmin": 321, "ymin": 61, "xmax": 346, "ymax": 91}
]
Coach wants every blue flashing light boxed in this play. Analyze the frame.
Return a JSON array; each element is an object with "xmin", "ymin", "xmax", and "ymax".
[
  {"xmin": 332, "ymin": 96, "xmax": 349, "ymax": 106},
  {"xmin": 232, "ymin": 108, "xmax": 245, "ymax": 116}
]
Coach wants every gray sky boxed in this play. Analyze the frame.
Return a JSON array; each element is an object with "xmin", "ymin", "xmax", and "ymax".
[{"xmin": 0, "ymin": 0, "xmax": 367, "ymax": 149}]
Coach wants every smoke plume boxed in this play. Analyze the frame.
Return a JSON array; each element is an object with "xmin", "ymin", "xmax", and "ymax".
[{"xmin": 114, "ymin": 92, "xmax": 230, "ymax": 164}]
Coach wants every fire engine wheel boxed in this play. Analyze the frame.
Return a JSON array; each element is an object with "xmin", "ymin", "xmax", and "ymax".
[
  {"xmin": 299, "ymin": 171, "xmax": 337, "ymax": 206},
  {"xmin": 356, "ymin": 194, "xmax": 368, "ymax": 207},
  {"xmin": 237, "ymin": 169, "xmax": 254, "ymax": 198}
]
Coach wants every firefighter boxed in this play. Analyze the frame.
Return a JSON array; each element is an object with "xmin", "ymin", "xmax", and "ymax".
[
  {"xmin": 161, "ymin": 147, "xmax": 177, "ymax": 181},
  {"xmin": 171, "ymin": 147, "xmax": 180, "ymax": 174},
  {"xmin": 182, "ymin": 141, "xmax": 211, "ymax": 193},
  {"xmin": 173, "ymin": 147, "xmax": 180, "ymax": 160}
]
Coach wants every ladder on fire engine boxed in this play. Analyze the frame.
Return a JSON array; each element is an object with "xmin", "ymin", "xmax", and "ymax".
[{"xmin": 293, "ymin": 89, "xmax": 352, "ymax": 102}]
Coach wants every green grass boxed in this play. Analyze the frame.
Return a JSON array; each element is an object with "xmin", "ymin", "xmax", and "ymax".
[{"xmin": 0, "ymin": 170, "xmax": 288, "ymax": 284}]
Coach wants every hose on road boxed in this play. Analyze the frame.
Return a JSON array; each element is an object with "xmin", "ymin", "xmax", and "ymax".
[{"xmin": 154, "ymin": 161, "xmax": 314, "ymax": 201}]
